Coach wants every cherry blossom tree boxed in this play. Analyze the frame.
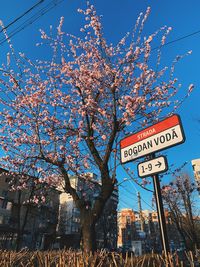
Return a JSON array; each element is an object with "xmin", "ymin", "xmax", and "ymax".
[{"xmin": 0, "ymin": 3, "xmax": 193, "ymax": 251}]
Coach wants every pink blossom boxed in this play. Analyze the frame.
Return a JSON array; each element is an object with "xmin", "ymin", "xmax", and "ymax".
[
  {"xmin": 79, "ymin": 121, "xmax": 84, "ymax": 128},
  {"xmin": 60, "ymin": 145, "xmax": 65, "ymax": 151},
  {"xmin": 0, "ymin": 3, "xmax": 193, "ymax": 226},
  {"xmin": 101, "ymin": 135, "xmax": 106, "ymax": 140},
  {"xmin": 126, "ymin": 50, "xmax": 132, "ymax": 58}
]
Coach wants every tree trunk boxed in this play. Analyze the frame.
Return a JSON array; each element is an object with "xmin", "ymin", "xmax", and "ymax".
[
  {"xmin": 82, "ymin": 222, "xmax": 96, "ymax": 253},
  {"xmin": 16, "ymin": 191, "xmax": 22, "ymax": 251},
  {"xmin": 16, "ymin": 230, "xmax": 22, "ymax": 251}
]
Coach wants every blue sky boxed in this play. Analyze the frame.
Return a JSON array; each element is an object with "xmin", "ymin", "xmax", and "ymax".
[{"xmin": 0, "ymin": 0, "xmax": 200, "ymax": 211}]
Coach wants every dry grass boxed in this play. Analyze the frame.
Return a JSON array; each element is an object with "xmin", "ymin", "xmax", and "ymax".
[{"xmin": 0, "ymin": 249, "xmax": 199, "ymax": 267}]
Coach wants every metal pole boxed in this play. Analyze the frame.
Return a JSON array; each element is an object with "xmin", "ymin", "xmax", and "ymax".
[
  {"xmin": 151, "ymin": 153, "xmax": 169, "ymax": 257},
  {"xmin": 137, "ymin": 192, "xmax": 145, "ymax": 232}
]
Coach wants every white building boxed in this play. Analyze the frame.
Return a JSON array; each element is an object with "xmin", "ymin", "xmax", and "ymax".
[{"xmin": 191, "ymin": 159, "xmax": 200, "ymax": 190}]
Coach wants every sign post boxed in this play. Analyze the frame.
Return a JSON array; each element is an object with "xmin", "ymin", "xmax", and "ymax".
[
  {"xmin": 150, "ymin": 153, "xmax": 170, "ymax": 256},
  {"xmin": 120, "ymin": 114, "xmax": 185, "ymax": 258}
]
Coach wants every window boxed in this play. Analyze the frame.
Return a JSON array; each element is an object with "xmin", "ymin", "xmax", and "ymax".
[
  {"xmin": 72, "ymin": 226, "xmax": 76, "ymax": 232},
  {"xmin": 0, "ymin": 197, "xmax": 7, "ymax": 209},
  {"xmin": 0, "ymin": 215, "xmax": 3, "ymax": 224},
  {"xmin": 2, "ymin": 200, "xmax": 7, "ymax": 209},
  {"xmin": 5, "ymin": 177, "xmax": 10, "ymax": 183},
  {"xmin": 126, "ymin": 216, "xmax": 131, "ymax": 224},
  {"xmin": 2, "ymin": 190, "xmax": 8, "ymax": 198}
]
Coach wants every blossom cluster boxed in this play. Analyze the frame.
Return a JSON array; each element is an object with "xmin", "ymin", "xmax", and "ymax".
[{"xmin": 0, "ymin": 3, "xmax": 193, "ymax": 203}]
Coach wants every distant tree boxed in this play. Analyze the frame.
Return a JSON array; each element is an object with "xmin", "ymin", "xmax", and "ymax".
[
  {"xmin": 0, "ymin": 3, "xmax": 193, "ymax": 252},
  {"xmin": 162, "ymin": 173, "xmax": 200, "ymax": 250}
]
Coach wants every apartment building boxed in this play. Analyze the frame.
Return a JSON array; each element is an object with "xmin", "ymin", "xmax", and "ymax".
[
  {"xmin": 117, "ymin": 208, "xmax": 171, "ymax": 252},
  {"xmin": 117, "ymin": 208, "xmax": 136, "ymax": 248},
  {"xmin": 0, "ymin": 168, "xmax": 60, "ymax": 250},
  {"xmin": 191, "ymin": 159, "xmax": 200, "ymax": 190}
]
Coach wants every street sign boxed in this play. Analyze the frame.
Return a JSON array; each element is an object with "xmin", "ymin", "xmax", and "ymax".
[
  {"xmin": 137, "ymin": 156, "xmax": 168, "ymax": 178},
  {"xmin": 120, "ymin": 114, "xmax": 185, "ymax": 164}
]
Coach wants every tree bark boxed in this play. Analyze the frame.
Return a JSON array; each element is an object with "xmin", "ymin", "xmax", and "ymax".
[
  {"xmin": 16, "ymin": 230, "xmax": 22, "ymax": 251},
  {"xmin": 82, "ymin": 222, "xmax": 96, "ymax": 253},
  {"xmin": 16, "ymin": 191, "xmax": 22, "ymax": 251}
]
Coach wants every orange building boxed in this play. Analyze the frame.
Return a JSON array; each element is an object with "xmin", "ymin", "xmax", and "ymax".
[
  {"xmin": 117, "ymin": 208, "xmax": 136, "ymax": 248},
  {"xmin": 151, "ymin": 209, "xmax": 170, "ymax": 223},
  {"xmin": 118, "ymin": 208, "xmax": 171, "ymax": 249}
]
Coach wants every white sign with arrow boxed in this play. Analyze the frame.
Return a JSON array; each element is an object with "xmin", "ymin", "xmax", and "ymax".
[{"xmin": 137, "ymin": 156, "xmax": 168, "ymax": 178}]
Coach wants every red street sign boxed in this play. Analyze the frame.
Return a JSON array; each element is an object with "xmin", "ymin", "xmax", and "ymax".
[{"xmin": 120, "ymin": 114, "xmax": 185, "ymax": 164}]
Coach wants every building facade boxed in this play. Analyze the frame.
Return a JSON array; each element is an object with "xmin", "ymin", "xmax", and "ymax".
[
  {"xmin": 117, "ymin": 208, "xmax": 136, "ymax": 249},
  {"xmin": 191, "ymin": 159, "xmax": 200, "ymax": 190},
  {"xmin": 0, "ymin": 169, "xmax": 60, "ymax": 250},
  {"xmin": 117, "ymin": 208, "xmax": 171, "ymax": 253}
]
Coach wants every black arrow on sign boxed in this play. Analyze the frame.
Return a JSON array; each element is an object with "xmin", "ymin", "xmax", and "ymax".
[{"xmin": 155, "ymin": 161, "xmax": 162, "ymax": 168}]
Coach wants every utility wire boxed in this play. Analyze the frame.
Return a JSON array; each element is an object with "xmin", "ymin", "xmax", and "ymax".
[
  {"xmin": 120, "ymin": 161, "xmax": 154, "ymax": 193},
  {"xmin": 0, "ymin": 2, "xmax": 194, "ymax": 210},
  {"xmin": 141, "ymin": 197, "xmax": 154, "ymax": 210},
  {"xmin": 152, "ymin": 29, "xmax": 200, "ymax": 51},
  {"xmin": 126, "ymin": 178, "xmax": 154, "ymax": 209},
  {"xmin": 0, "ymin": 0, "xmax": 64, "ymax": 46},
  {"xmin": 1, "ymin": 0, "xmax": 200, "ymax": 50},
  {"xmin": 118, "ymin": 197, "xmax": 133, "ymax": 208},
  {"xmin": 119, "ymin": 184, "xmax": 138, "ymax": 199},
  {"xmin": 0, "ymin": 0, "xmax": 44, "ymax": 33},
  {"xmin": 118, "ymin": 178, "xmax": 154, "ymax": 210}
]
